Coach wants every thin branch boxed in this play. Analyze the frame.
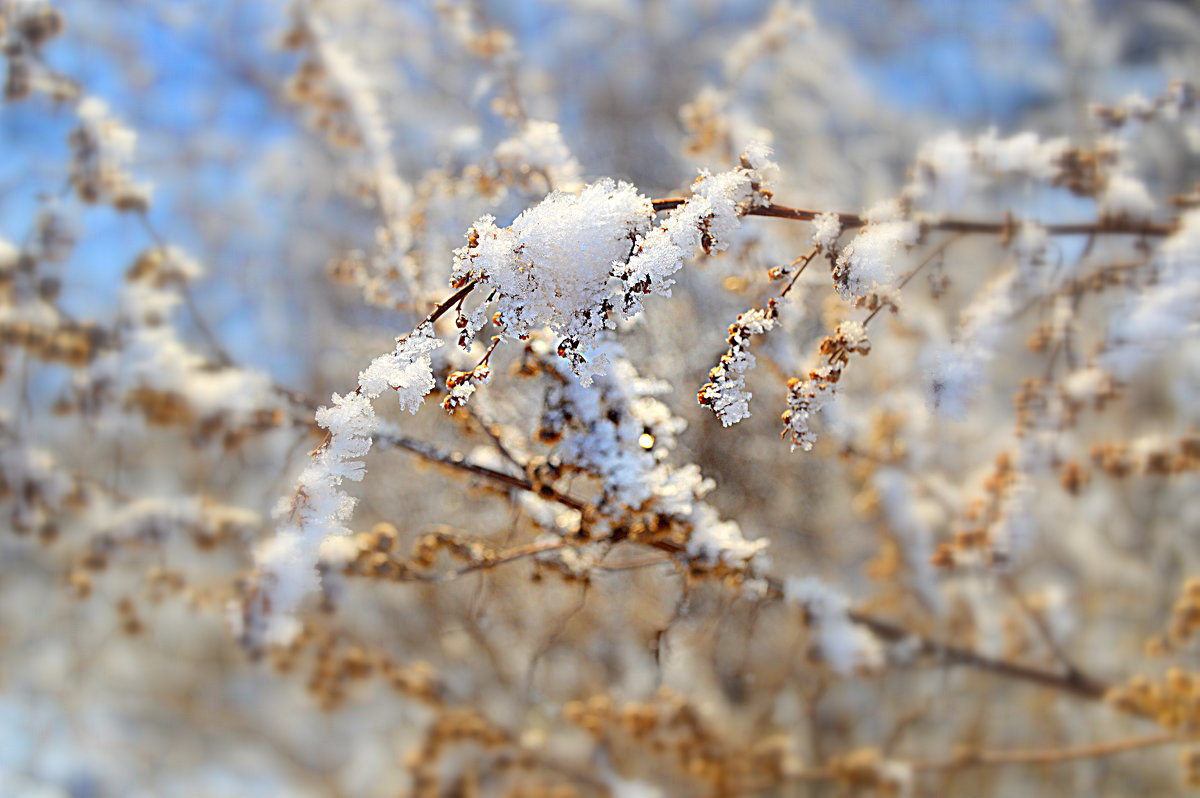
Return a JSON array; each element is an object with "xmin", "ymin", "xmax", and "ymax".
[
  {"xmin": 914, "ymin": 731, "xmax": 1177, "ymax": 771},
  {"xmin": 630, "ymin": 538, "xmax": 1109, "ymax": 700},
  {"xmin": 136, "ymin": 211, "xmax": 235, "ymax": 368},
  {"xmin": 863, "ymin": 232, "xmax": 963, "ymax": 326},
  {"xmin": 408, "ymin": 539, "xmax": 570, "ymax": 584},
  {"xmin": 998, "ymin": 573, "xmax": 1087, "ymax": 684},
  {"xmin": 845, "ymin": 608, "xmax": 1108, "ymax": 700},
  {"xmin": 650, "ymin": 198, "xmax": 1175, "ymax": 238},
  {"xmin": 373, "ymin": 429, "xmax": 586, "ymax": 512},
  {"xmin": 419, "ymin": 279, "xmax": 479, "ymax": 329}
]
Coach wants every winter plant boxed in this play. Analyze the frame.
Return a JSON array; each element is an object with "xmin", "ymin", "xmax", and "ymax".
[{"xmin": 3, "ymin": 0, "xmax": 1200, "ymax": 795}]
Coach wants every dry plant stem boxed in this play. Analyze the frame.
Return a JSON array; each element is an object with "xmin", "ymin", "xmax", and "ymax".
[
  {"xmin": 374, "ymin": 430, "xmax": 585, "ymax": 512},
  {"xmin": 864, "ymin": 232, "xmax": 964, "ymax": 326},
  {"xmin": 136, "ymin": 211, "xmax": 236, "ymax": 368},
  {"xmin": 780, "ymin": 247, "xmax": 819, "ymax": 297},
  {"xmin": 366, "ymin": 428, "xmax": 1109, "ymax": 700},
  {"xmin": 845, "ymin": 608, "xmax": 1107, "ymax": 699},
  {"xmin": 463, "ymin": 406, "xmax": 525, "ymax": 473},
  {"xmin": 650, "ymin": 198, "xmax": 1176, "ymax": 237},
  {"xmin": 416, "ymin": 539, "xmax": 570, "ymax": 583},
  {"xmin": 998, "ymin": 572, "xmax": 1086, "ymax": 680},
  {"xmin": 788, "ymin": 732, "xmax": 1178, "ymax": 783},
  {"xmin": 914, "ymin": 731, "xmax": 1178, "ymax": 771},
  {"xmin": 275, "ymin": 228, "xmax": 1107, "ymax": 700},
  {"xmin": 423, "ymin": 279, "xmax": 479, "ymax": 328}
]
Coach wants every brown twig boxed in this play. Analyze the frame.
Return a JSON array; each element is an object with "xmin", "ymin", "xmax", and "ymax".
[
  {"xmin": 414, "ymin": 538, "xmax": 570, "ymax": 583},
  {"xmin": 863, "ymin": 232, "xmax": 964, "ymax": 326},
  {"xmin": 914, "ymin": 731, "xmax": 1178, "ymax": 770},
  {"xmin": 650, "ymin": 198, "xmax": 1175, "ymax": 238}
]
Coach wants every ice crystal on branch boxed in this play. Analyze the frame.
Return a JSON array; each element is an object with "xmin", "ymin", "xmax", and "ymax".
[
  {"xmin": 451, "ymin": 147, "xmax": 776, "ymax": 387},
  {"xmin": 833, "ymin": 201, "xmax": 918, "ymax": 301},
  {"xmin": 493, "ymin": 120, "xmax": 583, "ymax": 193},
  {"xmin": 782, "ymin": 321, "xmax": 870, "ymax": 451},
  {"xmin": 926, "ymin": 272, "xmax": 1017, "ymax": 419},
  {"xmin": 811, "ymin": 211, "xmax": 842, "ymax": 251},
  {"xmin": 249, "ymin": 325, "xmax": 441, "ymax": 646},
  {"xmin": 616, "ymin": 149, "xmax": 775, "ymax": 317},
  {"xmin": 69, "ymin": 97, "xmax": 151, "ymax": 210},
  {"xmin": 358, "ymin": 323, "xmax": 443, "ymax": 412},
  {"xmin": 1102, "ymin": 209, "xmax": 1200, "ymax": 377},
  {"xmin": 452, "ymin": 179, "xmax": 653, "ymax": 384},
  {"xmin": 910, "ymin": 130, "xmax": 1069, "ymax": 214},
  {"xmin": 698, "ymin": 299, "xmax": 779, "ymax": 425}
]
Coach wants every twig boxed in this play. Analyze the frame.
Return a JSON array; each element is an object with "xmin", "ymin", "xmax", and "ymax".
[
  {"xmin": 136, "ymin": 211, "xmax": 236, "ymax": 368},
  {"xmin": 914, "ymin": 731, "xmax": 1178, "ymax": 770},
  {"xmin": 650, "ymin": 198, "xmax": 1175, "ymax": 238},
  {"xmin": 998, "ymin": 573, "xmax": 1086, "ymax": 683},
  {"xmin": 411, "ymin": 538, "xmax": 570, "ymax": 584},
  {"xmin": 863, "ymin": 232, "xmax": 964, "ymax": 326}
]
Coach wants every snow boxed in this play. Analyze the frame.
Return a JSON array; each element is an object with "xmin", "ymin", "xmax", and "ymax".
[
  {"xmin": 252, "ymin": 327, "xmax": 443, "ymax": 645},
  {"xmin": 453, "ymin": 179, "xmax": 652, "ymax": 384},
  {"xmin": 834, "ymin": 202, "xmax": 918, "ymax": 300},
  {"xmin": 1102, "ymin": 209, "xmax": 1200, "ymax": 377},
  {"xmin": 493, "ymin": 120, "xmax": 583, "ymax": 191},
  {"xmin": 926, "ymin": 271, "xmax": 1016, "ymax": 418},
  {"xmin": 451, "ymin": 148, "xmax": 775, "ymax": 386},
  {"xmin": 1099, "ymin": 170, "xmax": 1154, "ymax": 220},
  {"xmin": 616, "ymin": 150, "xmax": 775, "ymax": 316},
  {"xmin": 698, "ymin": 304, "xmax": 778, "ymax": 426},
  {"xmin": 811, "ymin": 211, "xmax": 842, "ymax": 251},
  {"xmin": 358, "ymin": 323, "xmax": 443, "ymax": 412},
  {"xmin": 782, "ymin": 365, "xmax": 840, "ymax": 451},
  {"xmin": 784, "ymin": 576, "xmax": 882, "ymax": 674}
]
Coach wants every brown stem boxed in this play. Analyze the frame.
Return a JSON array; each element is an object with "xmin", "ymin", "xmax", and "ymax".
[
  {"xmin": 413, "ymin": 539, "xmax": 570, "ymax": 583},
  {"xmin": 373, "ymin": 430, "xmax": 586, "ymax": 512},
  {"xmin": 844, "ymin": 608, "xmax": 1107, "ymax": 699},
  {"xmin": 419, "ymin": 279, "xmax": 479, "ymax": 329},
  {"xmin": 915, "ymin": 731, "xmax": 1177, "ymax": 770},
  {"xmin": 998, "ymin": 573, "xmax": 1086, "ymax": 684},
  {"xmin": 779, "ymin": 247, "xmax": 820, "ymax": 298},
  {"xmin": 632, "ymin": 538, "xmax": 1108, "ymax": 700},
  {"xmin": 650, "ymin": 198, "xmax": 1175, "ymax": 238},
  {"xmin": 863, "ymin": 232, "xmax": 965, "ymax": 326}
]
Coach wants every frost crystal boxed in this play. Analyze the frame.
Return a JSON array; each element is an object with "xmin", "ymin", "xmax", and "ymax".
[
  {"xmin": 254, "ymin": 389, "xmax": 377, "ymax": 644},
  {"xmin": 91, "ymin": 248, "xmax": 276, "ymax": 422},
  {"xmin": 452, "ymin": 148, "xmax": 776, "ymax": 386},
  {"xmin": 1099, "ymin": 170, "xmax": 1154, "ymax": 221},
  {"xmin": 537, "ymin": 337, "xmax": 766, "ymax": 568},
  {"xmin": 910, "ymin": 130, "xmax": 1068, "ymax": 214},
  {"xmin": 874, "ymin": 469, "xmax": 940, "ymax": 612},
  {"xmin": 782, "ymin": 321, "xmax": 869, "ymax": 451},
  {"xmin": 811, "ymin": 211, "xmax": 842, "ymax": 251},
  {"xmin": 618, "ymin": 155, "xmax": 774, "ymax": 315},
  {"xmin": 70, "ymin": 96, "xmax": 152, "ymax": 208},
  {"xmin": 358, "ymin": 323, "xmax": 443, "ymax": 411},
  {"xmin": 1012, "ymin": 221, "xmax": 1050, "ymax": 281},
  {"xmin": 250, "ymin": 326, "xmax": 442, "ymax": 645},
  {"xmin": 698, "ymin": 301, "xmax": 779, "ymax": 425},
  {"xmin": 782, "ymin": 365, "xmax": 839, "ymax": 451},
  {"xmin": 833, "ymin": 201, "xmax": 918, "ymax": 300},
  {"xmin": 493, "ymin": 120, "xmax": 583, "ymax": 191},
  {"xmin": 452, "ymin": 179, "xmax": 653, "ymax": 384},
  {"xmin": 926, "ymin": 271, "xmax": 1016, "ymax": 418},
  {"xmin": 539, "ymin": 340, "xmax": 687, "ymax": 510},
  {"xmin": 686, "ymin": 503, "xmax": 769, "ymax": 565}
]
